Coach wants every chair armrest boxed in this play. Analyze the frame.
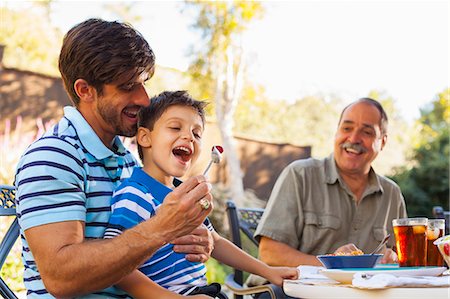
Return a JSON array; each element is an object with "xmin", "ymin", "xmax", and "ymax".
[{"xmin": 225, "ymin": 274, "xmax": 285, "ymax": 299}]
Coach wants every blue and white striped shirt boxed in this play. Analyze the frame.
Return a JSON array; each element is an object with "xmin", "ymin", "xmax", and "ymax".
[
  {"xmin": 15, "ymin": 106, "xmax": 137, "ymax": 299},
  {"xmin": 104, "ymin": 167, "xmax": 213, "ymax": 294}
]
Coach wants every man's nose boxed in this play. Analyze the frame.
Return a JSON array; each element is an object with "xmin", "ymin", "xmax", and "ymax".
[
  {"xmin": 134, "ymin": 84, "xmax": 150, "ymax": 107},
  {"xmin": 347, "ymin": 130, "xmax": 362, "ymax": 143}
]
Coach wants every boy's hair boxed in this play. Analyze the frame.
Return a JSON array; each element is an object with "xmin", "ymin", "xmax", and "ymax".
[
  {"xmin": 59, "ymin": 18, "xmax": 155, "ymax": 106},
  {"xmin": 137, "ymin": 90, "xmax": 208, "ymax": 161}
]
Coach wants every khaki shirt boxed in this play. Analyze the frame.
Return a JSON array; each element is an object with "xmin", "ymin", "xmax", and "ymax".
[{"xmin": 255, "ymin": 154, "xmax": 407, "ymax": 255}]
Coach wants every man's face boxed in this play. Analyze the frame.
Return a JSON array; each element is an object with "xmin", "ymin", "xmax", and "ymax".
[
  {"xmin": 96, "ymin": 72, "xmax": 150, "ymax": 138},
  {"xmin": 334, "ymin": 102, "xmax": 387, "ymax": 176}
]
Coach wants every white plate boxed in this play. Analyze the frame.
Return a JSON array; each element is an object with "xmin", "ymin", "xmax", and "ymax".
[
  {"xmin": 320, "ymin": 266, "xmax": 447, "ymax": 284},
  {"xmin": 284, "ymin": 281, "xmax": 450, "ymax": 299}
]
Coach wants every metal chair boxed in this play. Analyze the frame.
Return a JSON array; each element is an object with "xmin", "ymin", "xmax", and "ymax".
[
  {"xmin": 225, "ymin": 200, "xmax": 286, "ymax": 299},
  {"xmin": 432, "ymin": 206, "xmax": 450, "ymax": 234},
  {"xmin": 0, "ymin": 185, "xmax": 19, "ymax": 299}
]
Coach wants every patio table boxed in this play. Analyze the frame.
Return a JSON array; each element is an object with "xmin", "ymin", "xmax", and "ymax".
[{"xmin": 283, "ymin": 279, "xmax": 450, "ymax": 299}]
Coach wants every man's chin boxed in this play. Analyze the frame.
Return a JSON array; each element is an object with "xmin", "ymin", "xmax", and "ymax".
[{"xmin": 117, "ymin": 127, "xmax": 138, "ymax": 138}]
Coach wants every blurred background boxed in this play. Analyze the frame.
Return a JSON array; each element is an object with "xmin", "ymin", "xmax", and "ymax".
[{"xmin": 1, "ymin": 0, "xmax": 448, "ymax": 294}]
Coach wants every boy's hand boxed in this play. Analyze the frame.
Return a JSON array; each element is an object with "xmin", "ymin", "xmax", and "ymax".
[
  {"xmin": 172, "ymin": 226, "xmax": 214, "ymax": 263},
  {"xmin": 266, "ymin": 266, "xmax": 299, "ymax": 286}
]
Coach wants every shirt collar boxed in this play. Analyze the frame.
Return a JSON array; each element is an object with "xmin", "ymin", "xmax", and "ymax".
[
  {"xmin": 63, "ymin": 106, "xmax": 127, "ymax": 160},
  {"xmin": 325, "ymin": 153, "xmax": 383, "ymax": 195},
  {"xmin": 129, "ymin": 168, "xmax": 173, "ymax": 203}
]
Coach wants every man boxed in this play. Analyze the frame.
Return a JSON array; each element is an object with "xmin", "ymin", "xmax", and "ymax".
[
  {"xmin": 254, "ymin": 98, "xmax": 407, "ymax": 269},
  {"xmin": 15, "ymin": 19, "xmax": 214, "ymax": 298}
]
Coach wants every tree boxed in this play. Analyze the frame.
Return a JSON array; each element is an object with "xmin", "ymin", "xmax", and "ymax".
[
  {"xmin": 0, "ymin": 4, "xmax": 61, "ymax": 76},
  {"xmin": 185, "ymin": 1, "xmax": 264, "ymax": 204},
  {"xmin": 103, "ymin": 1, "xmax": 142, "ymax": 24},
  {"xmin": 390, "ymin": 88, "xmax": 450, "ymax": 216},
  {"xmin": 367, "ymin": 90, "xmax": 413, "ymax": 176}
]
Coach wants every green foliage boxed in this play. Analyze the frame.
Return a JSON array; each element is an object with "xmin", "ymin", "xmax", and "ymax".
[
  {"xmin": 367, "ymin": 90, "xmax": 413, "ymax": 175},
  {"xmin": 0, "ymin": 217, "xmax": 25, "ymax": 292},
  {"xmin": 0, "ymin": 118, "xmax": 44, "ymax": 292},
  {"xmin": 205, "ymin": 258, "xmax": 230, "ymax": 285},
  {"xmin": 235, "ymin": 89, "xmax": 342, "ymax": 158},
  {"xmin": 390, "ymin": 88, "xmax": 450, "ymax": 216},
  {"xmin": 0, "ymin": 5, "xmax": 62, "ymax": 76},
  {"xmin": 185, "ymin": 0, "xmax": 265, "ymax": 108}
]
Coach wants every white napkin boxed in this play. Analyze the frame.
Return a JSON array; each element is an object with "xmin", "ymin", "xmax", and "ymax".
[
  {"xmin": 352, "ymin": 273, "xmax": 450, "ymax": 289},
  {"xmin": 295, "ymin": 266, "xmax": 339, "ymax": 285}
]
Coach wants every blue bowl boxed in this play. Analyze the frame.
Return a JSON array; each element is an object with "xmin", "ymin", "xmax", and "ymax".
[{"xmin": 317, "ymin": 254, "xmax": 382, "ymax": 269}]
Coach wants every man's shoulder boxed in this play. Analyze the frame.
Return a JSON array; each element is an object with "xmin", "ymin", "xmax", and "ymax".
[
  {"xmin": 375, "ymin": 172, "xmax": 402, "ymax": 192},
  {"xmin": 28, "ymin": 117, "xmax": 79, "ymax": 150},
  {"xmin": 287, "ymin": 157, "xmax": 326, "ymax": 172}
]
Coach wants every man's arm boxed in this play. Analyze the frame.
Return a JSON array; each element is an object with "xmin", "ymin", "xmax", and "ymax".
[
  {"xmin": 259, "ymin": 236, "xmax": 322, "ymax": 267},
  {"xmin": 25, "ymin": 176, "xmax": 213, "ymax": 298}
]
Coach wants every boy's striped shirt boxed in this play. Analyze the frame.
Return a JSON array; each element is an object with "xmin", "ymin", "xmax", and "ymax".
[{"xmin": 104, "ymin": 167, "xmax": 213, "ymax": 294}]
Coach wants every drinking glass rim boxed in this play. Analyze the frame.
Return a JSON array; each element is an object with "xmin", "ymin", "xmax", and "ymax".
[{"xmin": 392, "ymin": 217, "xmax": 428, "ymax": 226}]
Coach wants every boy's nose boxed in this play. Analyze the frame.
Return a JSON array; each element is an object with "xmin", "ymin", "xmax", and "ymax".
[{"xmin": 181, "ymin": 130, "xmax": 194, "ymax": 141}]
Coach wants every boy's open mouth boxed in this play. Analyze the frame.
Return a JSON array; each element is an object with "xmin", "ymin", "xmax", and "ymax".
[{"xmin": 172, "ymin": 146, "xmax": 192, "ymax": 162}]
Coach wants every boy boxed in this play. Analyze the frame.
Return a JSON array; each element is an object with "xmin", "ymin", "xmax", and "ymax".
[{"xmin": 104, "ymin": 90, "xmax": 298, "ymax": 298}]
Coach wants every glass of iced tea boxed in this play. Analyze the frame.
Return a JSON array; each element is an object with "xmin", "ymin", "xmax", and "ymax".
[
  {"xmin": 427, "ymin": 219, "xmax": 445, "ymax": 266},
  {"xmin": 393, "ymin": 218, "xmax": 428, "ymax": 267}
]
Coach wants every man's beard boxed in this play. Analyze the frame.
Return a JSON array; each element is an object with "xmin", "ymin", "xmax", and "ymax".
[{"xmin": 97, "ymin": 102, "xmax": 138, "ymax": 137}]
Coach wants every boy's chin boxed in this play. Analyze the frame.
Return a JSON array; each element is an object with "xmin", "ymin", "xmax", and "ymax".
[{"xmin": 171, "ymin": 168, "xmax": 188, "ymax": 178}]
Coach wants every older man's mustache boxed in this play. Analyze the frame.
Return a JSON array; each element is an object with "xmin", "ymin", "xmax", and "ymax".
[{"xmin": 341, "ymin": 142, "xmax": 367, "ymax": 154}]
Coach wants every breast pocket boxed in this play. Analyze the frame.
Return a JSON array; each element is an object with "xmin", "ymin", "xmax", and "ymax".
[
  {"xmin": 301, "ymin": 212, "xmax": 342, "ymax": 253},
  {"xmin": 304, "ymin": 212, "xmax": 341, "ymax": 232},
  {"xmin": 373, "ymin": 227, "xmax": 388, "ymax": 242}
]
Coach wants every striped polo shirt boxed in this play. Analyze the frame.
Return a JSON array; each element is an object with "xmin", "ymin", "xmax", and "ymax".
[
  {"xmin": 104, "ymin": 167, "xmax": 213, "ymax": 295},
  {"xmin": 15, "ymin": 106, "xmax": 138, "ymax": 299}
]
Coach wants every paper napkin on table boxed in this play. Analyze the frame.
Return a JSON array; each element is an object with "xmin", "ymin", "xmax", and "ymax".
[
  {"xmin": 295, "ymin": 266, "xmax": 339, "ymax": 285},
  {"xmin": 352, "ymin": 273, "xmax": 450, "ymax": 289}
]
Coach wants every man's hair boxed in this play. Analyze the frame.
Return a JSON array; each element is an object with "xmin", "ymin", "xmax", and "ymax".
[
  {"xmin": 339, "ymin": 97, "xmax": 388, "ymax": 135},
  {"xmin": 59, "ymin": 18, "xmax": 155, "ymax": 105},
  {"xmin": 137, "ymin": 90, "xmax": 208, "ymax": 161}
]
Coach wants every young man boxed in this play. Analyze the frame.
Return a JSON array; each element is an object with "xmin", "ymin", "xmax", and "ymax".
[
  {"xmin": 15, "ymin": 19, "xmax": 214, "ymax": 298},
  {"xmin": 254, "ymin": 98, "xmax": 407, "ymax": 274},
  {"xmin": 104, "ymin": 90, "xmax": 298, "ymax": 298}
]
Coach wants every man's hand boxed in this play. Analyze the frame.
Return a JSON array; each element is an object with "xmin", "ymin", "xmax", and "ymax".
[
  {"xmin": 172, "ymin": 226, "xmax": 214, "ymax": 263},
  {"xmin": 380, "ymin": 248, "xmax": 398, "ymax": 264},
  {"xmin": 150, "ymin": 175, "xmax": 213, "ymax": 243},
  {"xmin": 333, "ymin": 243, "xmax": 361, "ymax": 255}
]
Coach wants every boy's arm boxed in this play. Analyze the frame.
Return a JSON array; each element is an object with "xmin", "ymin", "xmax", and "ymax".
[
  {"xmin": 117, "ymin": 270, "xmax": 209, "ymax": 299},
  {"xmin": 211, "ymin": 232, "xmax": 298, "ymax": 286}
]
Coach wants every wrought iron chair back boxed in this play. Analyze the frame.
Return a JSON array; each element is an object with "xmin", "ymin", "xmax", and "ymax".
[
  {"xmin": 0, "ymin": 185, "xmax": 19, "ymax": 299},
  {"xmin": 225, "ymin": 200, "xmax": 285, "ymax": 299}
]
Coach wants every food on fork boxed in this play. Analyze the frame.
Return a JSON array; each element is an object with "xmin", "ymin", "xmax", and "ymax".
[{"xmin": 203, "ymin": 145, "xmax": 223, "ymax": 176}]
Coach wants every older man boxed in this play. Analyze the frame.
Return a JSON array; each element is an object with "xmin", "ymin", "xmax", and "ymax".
[{"xmin": 254, "ymin": 98, "xmax": 407, "ymax": 269}]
